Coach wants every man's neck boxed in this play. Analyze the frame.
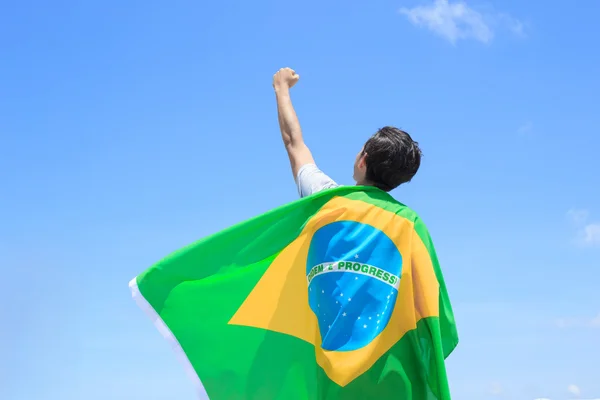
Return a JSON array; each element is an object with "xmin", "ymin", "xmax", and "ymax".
[{"xmin": 355, "ymin": 181, "xmax": 375, "ymax": 187}]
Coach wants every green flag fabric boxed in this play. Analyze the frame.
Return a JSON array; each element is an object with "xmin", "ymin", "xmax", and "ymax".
[{"xmin": 130, "ymin": 186, "xmax": 458, "ymax": 399}]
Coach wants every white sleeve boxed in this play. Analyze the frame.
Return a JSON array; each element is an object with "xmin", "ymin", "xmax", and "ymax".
[{"xmin": 295, "ymin": 164, "xmax": 339, "ymax": 198}]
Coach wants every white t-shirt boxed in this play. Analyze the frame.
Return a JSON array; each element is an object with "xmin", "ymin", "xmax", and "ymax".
[{"xmin": 295, "ymin": 163, "xmax": 339, "ymax": 198}]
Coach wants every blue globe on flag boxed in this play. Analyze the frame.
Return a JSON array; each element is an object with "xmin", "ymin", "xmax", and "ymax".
[{"xmin": 306, "ymin": 220, "xmax": 403, "ymax": 352}]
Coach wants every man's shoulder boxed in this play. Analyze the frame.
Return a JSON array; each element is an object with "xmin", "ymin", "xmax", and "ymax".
[{"xmin": 296, "ymin": 163, "xmax": 339, "ymax": 198}]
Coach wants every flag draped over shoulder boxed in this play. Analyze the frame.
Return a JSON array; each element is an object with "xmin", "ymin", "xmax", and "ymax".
[{"xmin": 130, "ymin": 186, "xmax": 458, "ymax": 400}]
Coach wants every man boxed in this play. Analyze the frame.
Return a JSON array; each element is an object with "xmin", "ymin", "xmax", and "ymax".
[{"xmin": 273, "ymin": 67, "xmax": 422, "ymax": 198}]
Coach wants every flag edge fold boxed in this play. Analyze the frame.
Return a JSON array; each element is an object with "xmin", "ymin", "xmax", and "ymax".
[{"xmin": 129, "ymin": 277, "xmax": 211, "ymax": 400}]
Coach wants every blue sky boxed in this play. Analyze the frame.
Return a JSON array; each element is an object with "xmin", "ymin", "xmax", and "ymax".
[{"xmin": 1, "ymin": 0, "xmax": 599, "ymax": 399}]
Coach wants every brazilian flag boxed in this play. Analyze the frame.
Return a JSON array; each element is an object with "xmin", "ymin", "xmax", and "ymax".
[{"xmin": 130, "ymin": 186, "xmax": 458, "ymax": 399}]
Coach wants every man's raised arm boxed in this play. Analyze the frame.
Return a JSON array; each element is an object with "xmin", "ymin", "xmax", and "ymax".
[{"xmin": 273, "ymin": 67, "xmax": 315, "ymax": 179}]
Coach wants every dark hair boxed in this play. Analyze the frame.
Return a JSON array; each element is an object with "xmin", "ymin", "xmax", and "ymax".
[{"xmin": 362, "ymin": 126, "xmax": 422, "ymax": 192}]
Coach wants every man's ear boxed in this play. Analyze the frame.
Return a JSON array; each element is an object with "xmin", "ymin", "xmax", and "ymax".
[{"xmin": 359, "ymin": 152, "xmax": 368, "ymax": 168}]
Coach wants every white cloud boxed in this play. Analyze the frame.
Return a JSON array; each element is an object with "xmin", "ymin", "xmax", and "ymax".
[
  {"xmin": 568, "ymin": 384, "xmax": 581, "ymax": 396},
  {"xmin": 399, "ymin": 0, "xmax": 524, "ymax": 44},
  {"xmin": 567, "ymin": 209, "xmax": 590, "ymax": 225},
  {"xmin": 555, "ymin": 313, "xmax": 600, "ymax": 329},
  {"xmin": 566, "ymin": 209, "xmax": 600, "ymax": 247},
  {"xmin": 400, "ymin": 0, "xmax": 492, "ymax": 43},
  {"xmin": 489, "ymin": 381, "xmax": 503, "ymax": 395},
  {"xmin": 583, "ymin": 223, "xmax": 600, "ymax": 246},
  {"xmin": 499, "ymin": 13, "xmax": 526, "ymax": 36},
  {"xmin": 517, "ymin": 121, "xmax": 533, "ymax": 134}
]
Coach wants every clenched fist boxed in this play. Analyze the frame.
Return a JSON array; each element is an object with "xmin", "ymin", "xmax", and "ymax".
[{"xmin": 273, "ymin": 67, "xmax": 299, "ymax": 91}]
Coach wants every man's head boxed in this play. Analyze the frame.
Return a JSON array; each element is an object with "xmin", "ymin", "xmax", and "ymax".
[{"xmin": 353, "ymin": 126, "xmax": 422, "ymax": 192}]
